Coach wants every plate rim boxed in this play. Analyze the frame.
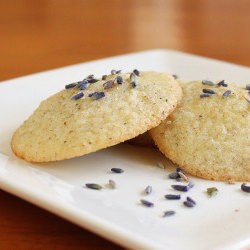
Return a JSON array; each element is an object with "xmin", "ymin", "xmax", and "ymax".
[{"xmin": 0, "ymin": 49, "xmax": 250, "ymax": 250}]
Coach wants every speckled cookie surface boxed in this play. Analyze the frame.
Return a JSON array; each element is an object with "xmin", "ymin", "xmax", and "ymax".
[
  {"xmin": 11, "ymin": 71, "xmax": 182, "ymax": 162},
  {"xmin": 150, "ymin": 80, "xmax": 250, "ymax": 181}
]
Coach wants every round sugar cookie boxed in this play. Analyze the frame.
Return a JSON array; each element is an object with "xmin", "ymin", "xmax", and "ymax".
[
  {"xmin": 150, "ymin": 80, "xmax": 250, "ymax": 181},
  {"xmin": 127, "ymin": 79, "xmax": 186, "ymax": 148},
  {"xmin": 11, "ymin": 71, "xmax": 182, "ymax": 162}
]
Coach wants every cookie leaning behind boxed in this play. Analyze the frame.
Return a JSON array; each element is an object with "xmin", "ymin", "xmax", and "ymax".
[
  {"xmin": 11, "ymin": 71, "xmax": 182, "ymax": 163},
  {"xmin": 150, "ymin": 80, "xmax": 250, "ymax": 181}
]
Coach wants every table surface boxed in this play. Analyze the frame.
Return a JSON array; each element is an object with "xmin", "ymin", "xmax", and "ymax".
[{"xmin": 1, "ymin": 1, "xmax": 250, "ymax": 249}]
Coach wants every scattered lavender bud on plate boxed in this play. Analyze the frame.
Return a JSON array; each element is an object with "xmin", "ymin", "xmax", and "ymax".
[
  {"xmin": 241, "ymin": 183, "xmax": 250, "ymax": 193},
  {"xmin": 172, "ymin": 182, "xmax": 194, "ymax": 192},
  {"xmin": 169, "ymin": 167, "xmax": 188, "ymax": 180},
  {"xmin": 140, "ymin": 199, "xmax": 154, "ymax": 207},
  {"xmin": 186, "ymin": 196, "xmax": 196, "ymax": 205},
  {"xmin": 145, "ymin": 185, "xmax": 152, "ymax": 195},
  {"xmin": 187, "ymin": 182, "xmax": 194, "ymax": 188},
  {"xmin": 168, "ymin": 171, "xmax": 179, "ymax": 179},
  {"xmin": 184, "ymin": 200, "xmax": 195, "ymax": 208},
  {"xmin": 164, "ymin": 194, "xmax": 181, "ymax": 200},
  {"xmin": 85, "ymin": 183, "xmax": 102, "ymax": 190},
  {"xmin": 171, "ymin": 184, "xmax": 189, "ymax": 192},
  {"xmin": 111, "ymin": 168, "xmax": 124, "ymax": 174},
  {"xmin": 246, "ymin": 84, "xmax": 250, "ymax": 90},
  {"xmin": 163, "ymin": 210, "xmax": 175, "ymax": 217}
]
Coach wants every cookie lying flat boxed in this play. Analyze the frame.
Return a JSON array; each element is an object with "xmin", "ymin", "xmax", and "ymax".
[
  {"xmin": 150, "ymin": 80, "xmax": 250, "ymax": 181},
  {"xmin": 11, "ymin": 70, "xmax": 182, "ymax": 162}
]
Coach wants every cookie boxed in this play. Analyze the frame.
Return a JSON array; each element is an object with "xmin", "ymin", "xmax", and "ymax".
[
  {"xmin": 150, "ymin": 80, "xmax": 250, "ymax": 181},
  {"xmin": 128, "ymin": 79, "xmax": 185, "ymax": 148},
  {"xmin": 11, "ymin": 70, "xmax": 182, "ymax": 162}
]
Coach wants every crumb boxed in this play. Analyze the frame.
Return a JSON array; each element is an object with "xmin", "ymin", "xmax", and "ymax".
[
  {"xmin": 227, "ymin": 179, "xmax": 235, "ymax": 185},
  {"xmin": 157, "ymin": 162, "xmax": 165, "ymax": 169}
]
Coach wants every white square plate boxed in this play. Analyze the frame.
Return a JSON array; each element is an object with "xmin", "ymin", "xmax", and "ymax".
[{"xmin": 0, "ymin": 50, "xmax": 250, "ymax": 250}]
